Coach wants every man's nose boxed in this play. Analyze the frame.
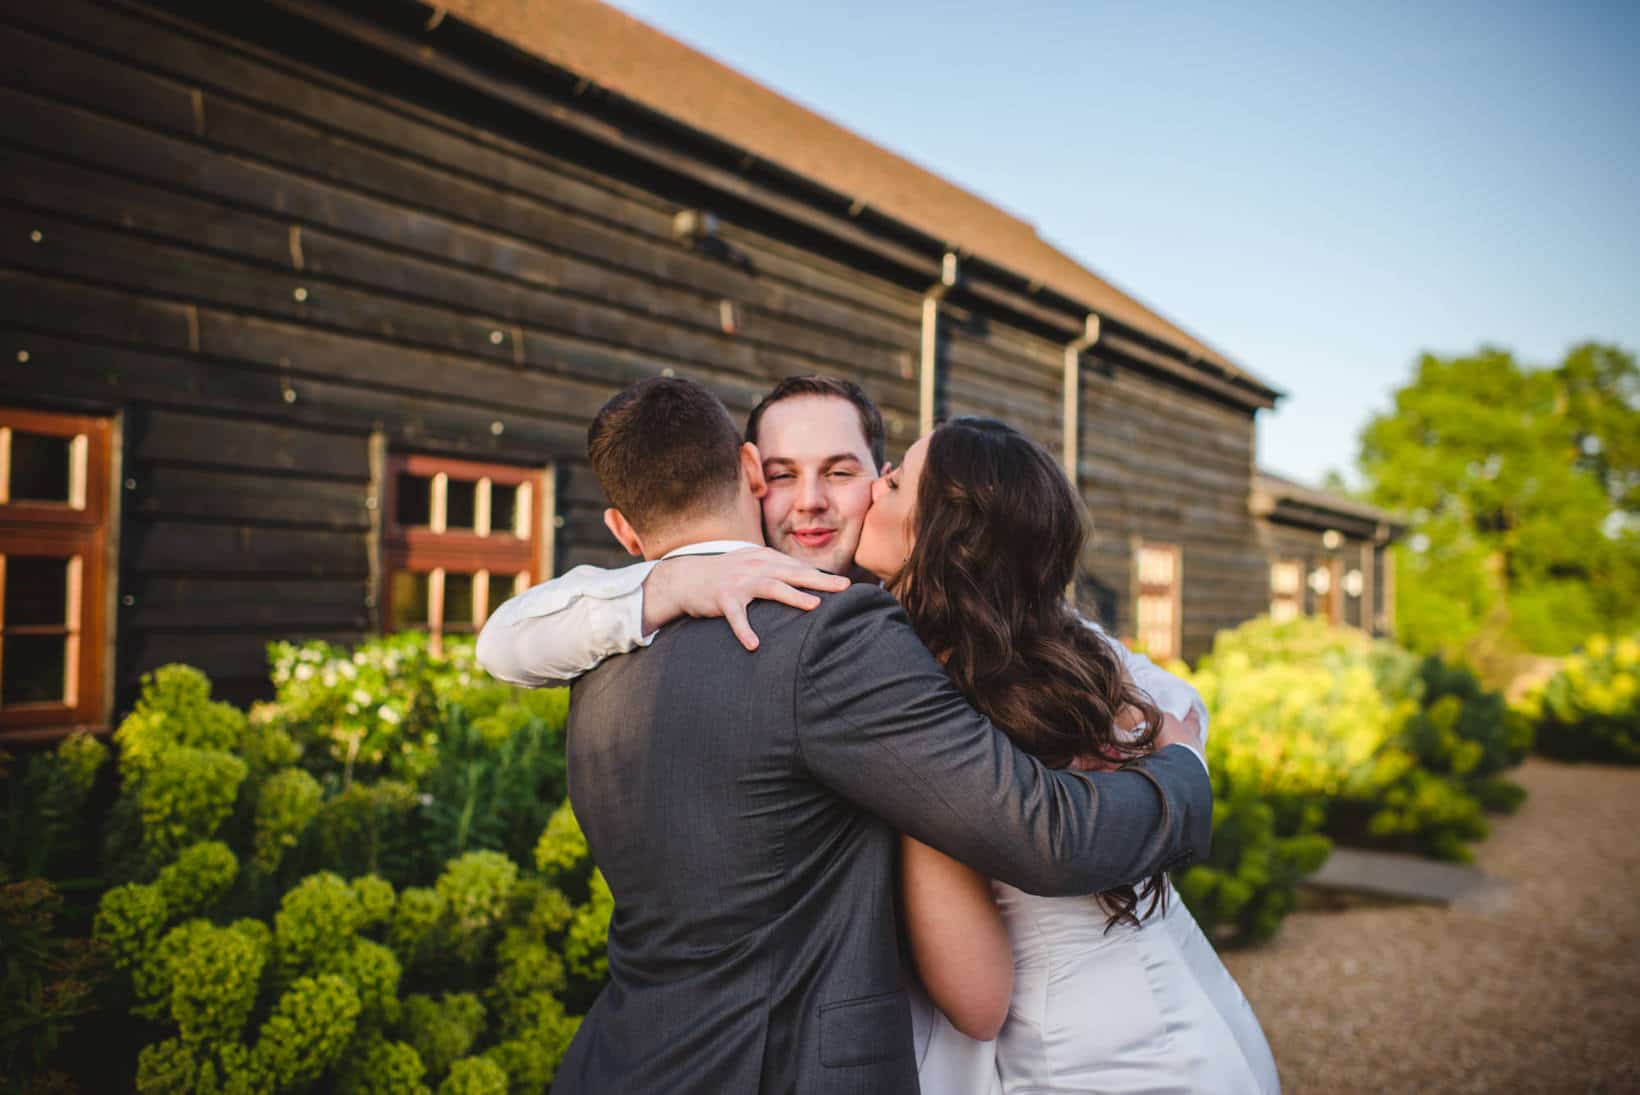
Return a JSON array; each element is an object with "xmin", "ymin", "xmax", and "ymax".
[{"xmin": 795, "ymin": 476, "xmax": 829, "ymax": 511}]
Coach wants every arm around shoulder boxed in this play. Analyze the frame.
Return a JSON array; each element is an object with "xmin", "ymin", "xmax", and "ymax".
[{"xmin": 475, "ymin": 561, "xmax": 656, "ymax": 687}]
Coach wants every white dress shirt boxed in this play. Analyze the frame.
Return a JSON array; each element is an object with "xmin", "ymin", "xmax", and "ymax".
[
  {"xmin": 475, "ymin": 540, "xmax": 754, "ymax": 689},
  {"xmin": 475, "ymin": 542, "xmax": 1210, "ymax": 765}
]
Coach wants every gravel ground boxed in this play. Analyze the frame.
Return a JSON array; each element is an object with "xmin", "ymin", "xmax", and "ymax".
[{"xmin": 1222, "ymin": 758, "xmax": 1640, "ymax": 1094}]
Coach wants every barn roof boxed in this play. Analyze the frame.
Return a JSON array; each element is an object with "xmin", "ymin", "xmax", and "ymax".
[{"xmin": 429, "ymin": 0, "xmax": 1280, "ymax": 401}]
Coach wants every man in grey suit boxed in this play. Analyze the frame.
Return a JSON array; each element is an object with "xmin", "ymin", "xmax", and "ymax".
[{"xmin": 553, "ymin": 377, "xmax": 1212, "ymax": 1094}]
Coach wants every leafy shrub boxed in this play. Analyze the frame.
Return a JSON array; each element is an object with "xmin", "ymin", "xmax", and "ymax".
[
  {"xmin": 251, "ymin": 769, "xmax": 323, "ymax": 876},
  {"xmin": 311, "ymin": 780, "xmax": 421, "ymax": 883},
  {"xmin": 1175, "ymin": 616, "xmax": 1531, "ymax": 943},
  {"xmin": 94, "ymin": 833, "xmax": 603, "ymax": 1093},
  {"xmin": 250, "ymin": 973, "xmax": 363, "ymax": 1091},
  {"xmin": 7, "ymin": 634, "xmax": 589, "ymax": 1093},
  {"xmin": 275, "ymin": 872, "xmax": 365, "ymax": 976},
  {"xmin": 156, "ymin": 841, "xmax": 239, "ymax": 919},
  {"xmin": 435, "ymin": 852, "xmax": 518, "ymax": 962},
  {"xmin": 258, "ymin": 635, "xmax": 569, "ymax": 885},
  {"xmin": 438, "ymin": 1057, "xmax": 508, "ymax": 1095},
  {"xmin": 134, "ymin": 747, "xmax": 248, "ymax": 868},
  {"xmin": 400, "ymin": 993, "xmax": 486, "ymax": 1078},
  {"xmin": 1172, "ymin": 783, "xmax": 1331, "ymax": 945},
  {"xmin": 336, "ymin": 1038, "xmax": 427, "ymax": 1095},
  {"xmin": 114, "ymin": 666, "xmax": 248, "ymax": 776},
  {"xmin": 1519, "ymin": 633, "xmax": 1640, "ymax": 763},
  {"xmin": 2, "ymin": 732, "xmax": 109, "ymax": 881},
  {"xmin": 0, "ymin": 872, "xmax": 111, "ymax": 1087},
  {"xmin": 261, "ymin": 636, "xmax": 566, "ymax": 796},
  {"xmin": 1397, "ymin": 656, "xmax": 1532, "ymax": 810},
  {"xmin": 93, "ymin": 881, "xmax": 171, "ymax": 1005},
  {"xmin": 162, "ymin": 919, "xmax": 266, "ymax": 1045},
  {"xmin": 42, "ymin": 635, "xmax": 599, "ymax": 1093},
  {"xmin": 56, "ymin": 732, "xmax": 111, "ymax": 802}
]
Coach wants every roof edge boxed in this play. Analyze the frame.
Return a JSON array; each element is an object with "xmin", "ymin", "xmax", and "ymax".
[
  {"xmin": 283, "ymin": 0, "xmax": 1283, "ymax": 409},
  {"xmin": 1253, "ymin": 471, "xmax": 1406, "ymax": 539}
]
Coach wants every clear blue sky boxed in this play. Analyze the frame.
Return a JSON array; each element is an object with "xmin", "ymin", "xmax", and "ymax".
[{"xmin": 608, "ymin": 0, "xmax": 1640, "ymax": 485}]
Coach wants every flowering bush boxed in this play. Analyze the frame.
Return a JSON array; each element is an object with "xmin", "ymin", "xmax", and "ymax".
[
  {"xmin": 1174, "ymin": 617, "xmax": 1529, "ymax": 943},
  {"xmin": 1520, "ymin": 633, "xmax": 1640, "ymax": 763},
  {"xmin": 261, "ymin": 635, "xmax": 567, "ymax": 791},
  {"xmin": 257, "ymin": 635, "xmax": 569, "ymax": 885},
  {"xmin": 0, "ymin": 629, "xmax": 593, "ymax": 1088},
  {"xmin": 93, "ymin": 827, "xmax": 601, "ymax": 1092},
  {"xmin": 3, "ymin": 634, "xmax": 591, "ymax": 1092}
]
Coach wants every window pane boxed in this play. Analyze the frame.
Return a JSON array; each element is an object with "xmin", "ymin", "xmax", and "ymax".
[
  {"xmin": 396, "ymin": 473, "xmax": 432, "ymax": 528},
  {"xmin": 390, "ymin": 571, "xmax": 431, "ymax": 630},
  {"xmin": 10, "ymin": 432, "xmax": 72, "ymax": 503},
  {"xmin": 5, "ymin": 557, "xmax": 70, "ymax": 627},
  {"xmin": 2, "ymin": 634, "xmax": 67, "ymax": 705},
  {"xmin": 1139, "ymin": 547, "xmax": 1175, "ymax": 586},
  {"xmin": 492, "ymin": 483, "xmax": 520, "ymax": 537},
  {"xmin": 446, "ymin": 479, "xmax": 477, "ymax": 531},
  {"xmin": 443, "ymin": 572, "xmax": 475, "ymax": 632}
]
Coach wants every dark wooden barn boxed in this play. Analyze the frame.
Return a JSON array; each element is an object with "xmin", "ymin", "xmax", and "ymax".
[{"xmin": 0, "ymin": 0, "xmax": 1398, "ymax": 743}]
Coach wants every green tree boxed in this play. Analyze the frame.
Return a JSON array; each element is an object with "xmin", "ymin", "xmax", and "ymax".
[{"xmin": 1359, "ymin": 343, "xmax": 1639, "ymax": 669}]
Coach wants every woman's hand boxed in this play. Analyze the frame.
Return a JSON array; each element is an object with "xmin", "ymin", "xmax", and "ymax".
[
  {"xmin": 1071, "ymin": 707, "xmax": 1203, "ymax": 770},
  {"xmin": 642, "ymin": 548, "xmax": 852, "ymax": 650}
]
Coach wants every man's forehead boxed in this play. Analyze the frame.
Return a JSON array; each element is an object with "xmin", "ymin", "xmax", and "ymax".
[{"xmin": 756, "ymin": 396, "xmax": 874, "ymax": 464}]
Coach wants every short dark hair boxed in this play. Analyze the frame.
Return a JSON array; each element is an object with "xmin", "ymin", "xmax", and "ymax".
[
  {"xmin": 587, "ymin": 377, "xmax": 744, "ymax": 534},
  {"xmin": 745, "ymin": 376, "xmax": 886, "ymax": 469}
]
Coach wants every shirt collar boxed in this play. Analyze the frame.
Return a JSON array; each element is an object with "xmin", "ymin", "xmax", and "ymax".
[{"xmin": 660, "ymin": 539, "xmax": 763, "ymax": 560}]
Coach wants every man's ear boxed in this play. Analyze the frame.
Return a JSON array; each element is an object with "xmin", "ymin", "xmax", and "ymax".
[
  {"xmin": 603, "ymin": 508, "xmax": 645, "ymax": 557},
  {"xmin": 740, "ymin": 442, "xmax": 767, "ymax": 498}
]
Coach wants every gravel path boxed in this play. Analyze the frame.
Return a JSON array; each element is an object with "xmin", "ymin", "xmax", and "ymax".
[{"xmin": 1222, "ymin": 758, "xmax": 1640, "ymax": 1094}]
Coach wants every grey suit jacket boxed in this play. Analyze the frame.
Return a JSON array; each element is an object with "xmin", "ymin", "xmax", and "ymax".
[{"xmin": 554, "ymin": 583, "xmax": 1211, "ymax": 1095}]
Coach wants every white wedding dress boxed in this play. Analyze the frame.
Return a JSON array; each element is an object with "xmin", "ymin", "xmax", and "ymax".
[{"xmin": 911, "ymin": 877, "xmax": 1280, "ymax": 1095}]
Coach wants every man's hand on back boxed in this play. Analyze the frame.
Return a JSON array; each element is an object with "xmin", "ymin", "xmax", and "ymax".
[{"xmin": 641, "ymin": 548, "xmax": 852, "ymax": 650}]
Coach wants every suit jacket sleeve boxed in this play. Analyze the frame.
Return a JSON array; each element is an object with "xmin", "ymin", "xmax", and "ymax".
[{"xmin": 795, "ymin": 585, "xmax": 1212, "ymax": 896}]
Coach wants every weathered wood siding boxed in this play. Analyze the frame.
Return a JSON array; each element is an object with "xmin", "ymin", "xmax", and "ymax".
[
  {"xmin": 0, "ymin": 0, "xmax": 1265, "ymax": 709},
  {"xmin": 1077, "ymin": 357, "xmax": 1266, "ymax": 653}
]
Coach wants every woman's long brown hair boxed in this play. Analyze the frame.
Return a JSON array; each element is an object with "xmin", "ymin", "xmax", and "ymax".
[{"xmin": 892, "ymin": 416, "xmax": 1167, "ymax": 929}]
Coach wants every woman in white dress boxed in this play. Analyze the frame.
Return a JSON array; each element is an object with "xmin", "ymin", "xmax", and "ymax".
[{"xmin": 856, "ymin": 417, "xmax": 1279, "ymax": 1095}]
